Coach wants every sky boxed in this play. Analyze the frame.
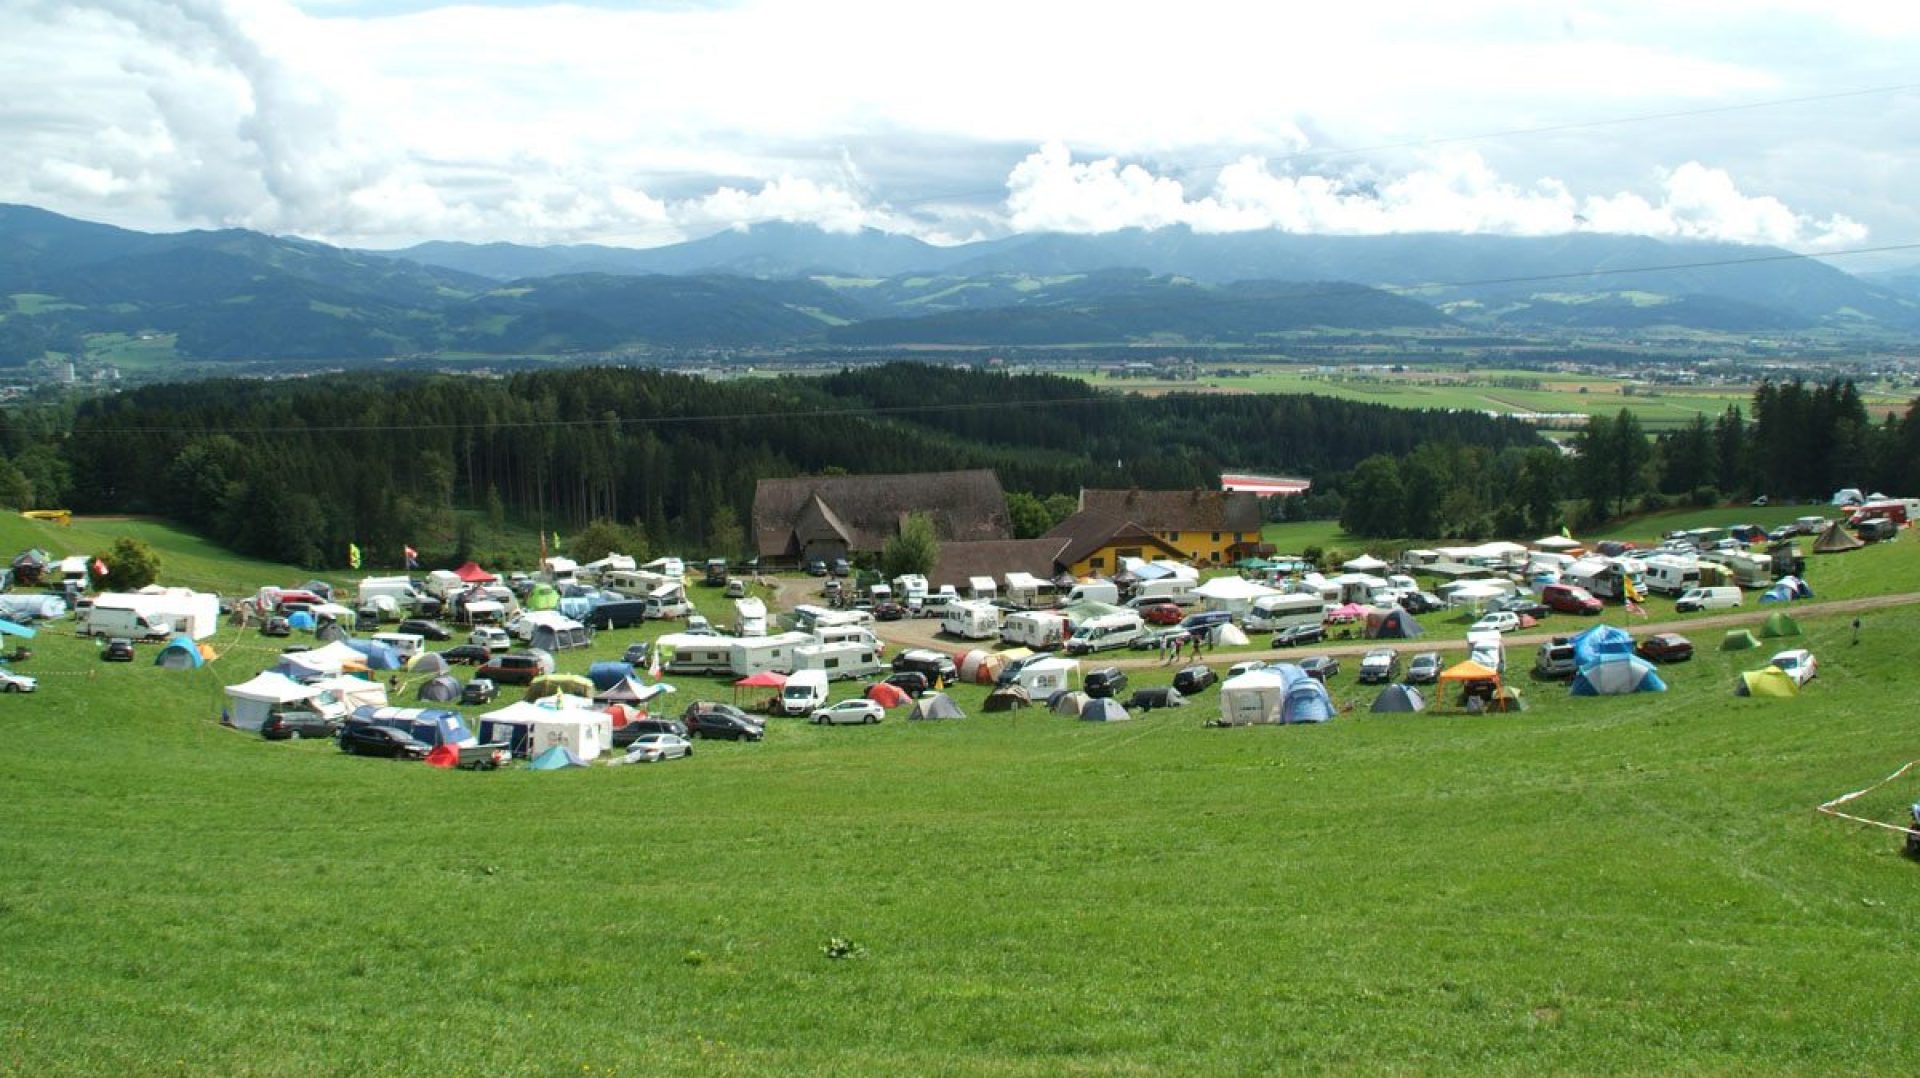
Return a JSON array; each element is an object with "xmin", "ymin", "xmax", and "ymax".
[{"xmin": 4, "ymin": 0, "xmax": 1919, "ymax": 266}]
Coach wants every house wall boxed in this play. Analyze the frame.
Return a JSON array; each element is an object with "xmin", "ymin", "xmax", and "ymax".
[
  {"xmin": 1062, "ymin": 541, "xmax": 1152, "ymax": 577},
  {"xmin": 1157, "ymin": 529, "xmax": 1255, "ymax": 566}
]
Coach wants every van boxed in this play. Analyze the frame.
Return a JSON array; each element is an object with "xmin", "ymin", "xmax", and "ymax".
[
  {"xmin": 1064, "ymin": 612, "xmax": 1145, "ymax": 654},
  {"xmin": 82, "ymin": 603, "xmax": 174, "ymax": 641},
  {"xmin": 779, "ymin": 670, "xmax": 829, "ymax": 716},
  {"xmin": 1674, "ymin": 586, "xmax": 1741, "ymax": 613},
  {"xmin": 1063, "ymin": 581, "xmax": 1120, "ymax": 606}
]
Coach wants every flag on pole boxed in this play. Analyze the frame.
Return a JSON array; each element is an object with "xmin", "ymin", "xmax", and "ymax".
[
  {"xmin": 404, "ymin": 545, "xmax": 419, "ymax": 570},
  {"xmin": 348, "ymin": 543, "xmax": 362, "ymax": 569},
  {"xmin": 1560, "ymin": 525, "xmax": 1573, "ymax": 540},
  {"xmin": 92, "ymin": 557, "xmax": 108, "ymax": 577},
  {"xmin": 552, "ymin": 531, "xmax": 562, "ymax": 551}
]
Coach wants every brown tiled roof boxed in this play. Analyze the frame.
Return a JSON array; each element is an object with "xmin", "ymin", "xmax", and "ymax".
[
  {"xmin": 753, "ymin": 469, "xmax": 1010, "ymax": 557},
  {"xmin": 929, "ymin": 538, "xmax": 1074, "ymax": 591},
  {"xmin": 1042, "ymin": 509, "xmax": 1187, "ymax": 567},
  {"xmin": 1079, "ymin": 488, "xmax": 1263, "ymax": 533}
]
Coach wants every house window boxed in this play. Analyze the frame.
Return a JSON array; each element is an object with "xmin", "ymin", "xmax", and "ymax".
[
  {"xmin": 1168, "ymin": 531, "xmax": 1180, "ymax": 543},
  {"xmin": 1211, "ymin": 532, "xmax": 1221, "ymax": 542},
  {"xmin": 1118, "ymin": 548, "xmax": 1142, "ymax": 560},
  {"xmin": 1090, "ymin": 556, "xmax": 1106, "ymax": 570}
]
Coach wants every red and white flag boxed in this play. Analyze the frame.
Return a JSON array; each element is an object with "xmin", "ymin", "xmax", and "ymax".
[
  {"xmin": 92, "ymin": 557, "xmax": 108, "ymax": 577},
  {"xmin": 403, "ymin": 545, "xmax": 419, "ymax": 569}
]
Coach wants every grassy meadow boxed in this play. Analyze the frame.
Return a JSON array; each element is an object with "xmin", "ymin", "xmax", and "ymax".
[{"xmin": 2, "ymin": 516, "xmax": 1920, "ymax": 1072}]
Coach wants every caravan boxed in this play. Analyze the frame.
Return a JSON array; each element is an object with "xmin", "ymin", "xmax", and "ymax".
[
  {"xmin": 733, "ymin": 596, "xmax": 768, "ymax": 637},
  {"xmin": 1001, "ymin": 610, "xmax": 1070, "ymax": 650},
  {"xmin": 1640, "ymin": 554, "xmax": 1699, "ymax": 596},
  {"xmin": 727, "ymin": 632, "xmax": 812, "ymax": 676},
  {"xmin": 1243, "ymin": 593, "xmax": 1327, "ymax": 633},
  {"xmin": 942, "ymin": 601, "xmax": 1001, "ymax": 640},
  {"xmin": 791, "ymin": 641, "xmax": 884, "ymax": 681}
]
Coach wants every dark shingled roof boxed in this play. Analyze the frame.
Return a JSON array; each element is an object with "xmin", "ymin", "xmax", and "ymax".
[
  {"xmin": 1043, "ymin": 510, "xmax": 1187, "ymax": 568},
  {"xmin": 754, "ymin": 469, "xmax": 1010, "ymax": 558},
  {"xmin": 1079, "ymin": 488, "xmax": 1263, "ymax": 533},
  {"xmin": 929, "ymin": 538, "xmax": 1073, "ymax": 591}
]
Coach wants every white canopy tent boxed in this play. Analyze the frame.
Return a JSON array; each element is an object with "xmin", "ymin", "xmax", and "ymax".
[
  {"xmin": 1342, "ymin": 554, "xmax": 1390, "ymax": 572},
  {"xmin": 225, "ymin": 672, "xmax": 325, "ymax": 731},
  {"xmin": 1191, "ymin": 576, "xmax": 1280, "ymax": 616}
]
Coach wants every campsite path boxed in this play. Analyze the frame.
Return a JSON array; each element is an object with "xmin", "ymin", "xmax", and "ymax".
[{"xmin": 868, "ymin": 592, "xmax": 1920, "ymax": 670}]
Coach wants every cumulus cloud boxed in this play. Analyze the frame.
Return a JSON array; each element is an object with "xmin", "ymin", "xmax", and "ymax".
[{"xmin": 1004, "ymin": 143, "xmax": 1868, "ymax": 249}]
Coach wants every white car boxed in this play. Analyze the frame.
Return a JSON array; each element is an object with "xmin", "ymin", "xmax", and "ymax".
[
  {"xmin": 1227, "ymin": 660, "xmax": 1266, "ymax": 678},
  {"xmin": 1469, "ymin": 611, "xmax": 1521, "ymax": 634},
  {"xmin": 1769, "ymin": 649, "xmax": 1819, "ymax": 686},
  {"xmin": 622, "ymin": 733, "xmax": 693, "ymax": 763},
  {"xmin": 469, "ymin": 626, "xmax": 511, "ymax": 649},
  {"xmin": 0, "ymin": 669, "xmax": 37, "ymax": 693},
  {"xmin": 811, "ymin": 699, "xmax": 885, "ymax": 725}
]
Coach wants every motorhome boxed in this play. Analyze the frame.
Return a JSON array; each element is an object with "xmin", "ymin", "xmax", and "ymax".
[
  {"xmin": 733, "ymin": 596, "xmax": 768, "ymax": 637},
  {"xmin": 1002, "ymin": 572, "xmax": 1048, "ymax": 608},
  {"xmin": 603, "ymin": 569, "xmax": 670, "ymax": 599},
  {"xmin": 1466, "ymin": 629, "xmax": 1506, "ymax": 674},
  {"xmin": 538, "ymin": 557, "xmax": 579, "ymax": 585},
  {"xmin": 791, "ymin": 641, "xmax": 885, "ymax": 681},
  {"xmin": 1064, "ymin": 612, "xmax": 1146, "ymax": 655},
  {"xmin": 1130, "ymin": 578, "xmax": 1194, "ymax": 606},
  {"xmin": 942, "ymin": 601, "xmax": 1001, "ymax": 641},
  {"xmin": 1243, "ymin": 593, "xmax": 1328, "ymax": 633},
  {"xmin": 1063, "ymin": 581, "xmax": 1120, "ymax": 606},
  {"xmin": 727, "ymin": 631, "xmax": 811, "ymax": 676},
  {"xmin": 1563, "ymin": 558, "xmax": 1640, "ymax": 601},
  {"xmin": 967, "ymin": 576, "xmax": 999, "ymax": 601},
  {"xmin": 1001, "ymin": 610, "xmax": 1071, "ymax": 650},
  {"xmin": 658, "ymin": 633, "xmax": 738, "ymax": 676},
  {"xmin": 643, "ymin": 584, "xmax": 694, "ymax": 620},
  {"xmin": 891, "ymin": 574, "xmax": 929, "ymax": 604},
  {"xmin": 1640, "ymin": 554, "xmax": 1700, "ymax": 596}
]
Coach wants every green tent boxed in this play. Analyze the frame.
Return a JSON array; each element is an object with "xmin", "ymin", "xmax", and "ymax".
[
  {"xmin": 1735, "ymin": 667, "xmax": 1799, "ymax": 698},
  {"xmin": 1760, "ymin": 611, "xmax": 1801, "ymax": 639},
  {"xmin": 1720, "ymin": 628, "xmax": 1761, "ymax": 651},
  {"xmin": 526, "ymin": 583, "xmax": 560, "ymax": 611}
]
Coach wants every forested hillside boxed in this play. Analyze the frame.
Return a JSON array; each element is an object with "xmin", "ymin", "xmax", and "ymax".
[{"xmin": 42, "ymin": 365, "xmax": 1539, "ymax": 567}]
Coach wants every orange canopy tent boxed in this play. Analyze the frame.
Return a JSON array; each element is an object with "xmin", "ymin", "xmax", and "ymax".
[{"xmin": 1438, "ymin": 659, "xmax": 1503, "ymax": 710}]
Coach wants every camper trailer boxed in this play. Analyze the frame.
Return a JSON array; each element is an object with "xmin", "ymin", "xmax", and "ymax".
[
  {"xmin": 788, "ymin": 604, "xmax": 874, "ymax": 634},
  {"xmin": 1131, "ymin": 578, "xmax": 1195, "ymax": 606},
  {"xmin": 791, "ymin": 641, "xmax": 884, "ymax": 681},
  {"xmin": 812, "ymin": 623, "xmax": 880, "ymax": 651},
  {"xmin": 1064, "ymin": 612, "xmax": 1146, "ymax": 655},
  {"xmin": 726, "ymin": 631, "xmax": 811, "ymax": 676},
  {"xmin": 1001, "ymin": 610, "xmax": 1071, "ymax": 650},
  {"xmin": 942, "ymin": 601, "xmax": 1001, "ymax": 640},
  {"xmin": 1640, "ymin": 554, "xmax": 1700, "ymax": 596},
  {"xmin": 658, "ymin": 633, "xmax": 738, "ymax": 676},
  {"xmin": 1243, "ymin": 593, "xmax": 1328, "ymax": 633}
]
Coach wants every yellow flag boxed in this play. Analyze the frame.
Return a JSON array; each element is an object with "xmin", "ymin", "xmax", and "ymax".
[{"xmin": 348, "ymin": 543, "xmax": 362, "ymax": 569}]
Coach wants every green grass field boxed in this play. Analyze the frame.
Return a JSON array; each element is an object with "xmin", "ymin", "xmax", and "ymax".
[{"xmin": 3, "ymin": 517, "xmax": 1920, "ymax": 1071}]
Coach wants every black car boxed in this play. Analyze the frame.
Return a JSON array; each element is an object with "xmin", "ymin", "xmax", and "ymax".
[
  {"xmin": 884, "ymin": 670, "xmax": 931, "ymax": 696},
  {"xmin": 686, "ymin": 709, "xmax": 765, "ymax": 741},
  {"xmin": 612, "ymin": 716, "xmax": 691, "ymax": 748},
  {"xmin": 872, "ymin": 601, "xmax": 907, "ymax": 621},
  {"xmin": 397, "ymin": 618, "xmax": 452, "ymax": 641},
  {"xmin": 103, "ymin": 637, "xmax": 136, "ymax": 662},
  {"xmin": 1297, "ymin": 655, "xmax": 1340, "ymax": 681},
  {"xmin": 1083, "ymin": 667, "xmax": 1129, "ymax": 699},
  {"xmin": 1399, "ymin": 592, "xmax": 1447, "ymax": 615},
  {"xmin": 891, "ymin": 649, "xmax": 959, "ymax": 685},
  {"xmin": 1272, "ymin": 623, "xmax": 1327, "ymax": 648},
  {"xmin": 261, "ymin": 709, "xmax": 339, "ymax": 741},
  {"xmin": 1489, "ymin": 595, "xmax": 1551, "ymax": 620},
  {"xmin": 442, "ymin": 644, "xmax": 491, "ymax": 666},
  {"xmin": 805, "ymin": 559, "xmax": 829, "ymax": 577},
  {"xmin": 260, "ymin": 616, "xmax": 292, "ymax": 638},
  {"xmin": 338, "ymin": 723, "xmax": 431, "ymax": 759},
  {"xmin": 460, "ymin": 678, "xmax": 499, "ymax": 705},
  {"xmin": 1171, "ymin": 665, "xmax": 1217, "ymax": 695}
]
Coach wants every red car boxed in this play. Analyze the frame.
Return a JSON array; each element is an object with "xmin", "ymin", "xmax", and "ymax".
[{"xmin": 1138, "ymin": 602, "xmax": 1184, "ymax": 626}]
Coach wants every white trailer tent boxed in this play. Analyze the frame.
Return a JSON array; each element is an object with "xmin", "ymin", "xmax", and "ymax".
[
  {"xmin": 225, "ymin": 672, "xmax": 326, "ymax": 732},
  {"xmin": 1218, "ymin": 669, "xmax": 1287, "ymax": 726},
  {"xmin": 1013, "ymin": 657, "xmax": 1081, "ymax": 697}
]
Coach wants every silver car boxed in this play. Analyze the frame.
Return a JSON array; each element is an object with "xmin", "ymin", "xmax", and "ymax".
[{"xmin": 622, "ymin": 733, "xmax": 694, "ymax": 763}]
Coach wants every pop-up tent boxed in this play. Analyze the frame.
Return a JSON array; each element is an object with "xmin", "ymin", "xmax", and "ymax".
[
  {"xmin": 526, "ymin": 673, "xmax": 595, "ymax": 702},
  {"xmin": 867, "ymin": 682, "xmax": 911, "ymax": 709},
  {"xmin": 154, "ymin": 633, "xmax": 205, "ymax": 670},
  {"xmin": 1050, "ymin": 690, "xmax": 1091, "ymax": 716},
  {"xmin": 958, "ymin": 650, "xmax": 1004, "ymax": 685},
  {"xmin": 1370, "ymin": 684, "xmax": 1427, "ymax": 713},
  {"xmin": 909, "ymin": 692, "xmax": 965, "ymax": 720},
  {"xmin": 528, "ymin": 745, "xmax": 589, "ymax": 770},
  {"xmin": 1365, "ymin": 608, "xmax": 1424, "ymax": 639},
  {"xmin": 454, "ymin": 561, "xmax": 497, "ymax": 584},
  {"xmin": 1570, "ymin": 624, "xmax": 1634, "ymax": 667},
  {"xmin": 587, "ymin": 661, "xmax": 635, "ymax": 692},
  {"xmin": 1721, "ymin": 629, "xmax": 1761, "ymax": 651},
  {"xmin": 526, "ymin": 583, "xmax": 560, "ymax": 611},
  {"xmin": 416, "ymin": 675, "xmax": 461, "ymax": 703},
  {"xmin": 287, "ymin": 610, "xmax": 316, "ymax": 632},
  {"xmin": 345, "ymin": 639, "xmax": 403, "ymax": 670},
  {"xmin": 1439, "ymin": 659, "xmax": 1503, "ymax": 709},
  {"xmin": 1735, "ymin": 667, "xmax": 1800, "ymax": 698},
  {"xmin": 1760, "ymin": 611, "xmax": 1801, "ymax": 638},
  {"xmin": 1570, "ymin": 653, "xmax": 1668, "ymax": 696},
  {"xmin": 407, "ymin": 651, "xmax": 450, "ymax": 676},
  {"xmin": 595, "ymin": 675, "xmax": 670, "ymax": 706},
  {"xmin": 1761, "ymin": 576, "xmax": 1813, "ymax": 603},
  {"xmin": 1079, "ymin": 697, "xmax": 1131, "ymax": 722}
]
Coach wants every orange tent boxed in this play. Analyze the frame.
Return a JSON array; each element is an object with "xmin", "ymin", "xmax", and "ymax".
[
  {"xmin": 866, "ymin": 682, "xmax": 909, "ymax": 709},
  {"xmin": 424, "ymin": 744, "xmax": 459, "ymax": 768}
]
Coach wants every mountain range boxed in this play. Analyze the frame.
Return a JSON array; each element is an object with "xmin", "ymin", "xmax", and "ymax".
[{"xmin": 2, "ymin": 203, "xmax": 1916, "ymax": 365}]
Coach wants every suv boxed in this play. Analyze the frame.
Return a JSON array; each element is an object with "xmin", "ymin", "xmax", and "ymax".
[
  {"xmin": 1082, "ymin": 667, "xmax": 1129, "ymax": 699},
  {"xmin": 883, "ymin": 671, "xmax": 931, "ymax": 696},
  {"xmin": 460, "ymin": 678, "xmax": 499, "ymax": 705},
  {"xmin": 470, "ymin": 627, "xmax": 512, "ymax": 650},
  {"xmin": 1357, "ymin": 648, "xmax": 1400, "ymax": 684},
  {"xmin": 475, "ymin": 652, "xmax": 551, "ymax": 685},
  {"xmin": 397, "ymin": 618, "xmax": 452, "ymax": 641},
  {"xmin": 338, "ymin": 723, "xmax": 430, "ymax": 759},
  {"xmin": 103, "ymin": 637, "xmax": 136, "ymax": 662},
  {"xmin": 1172, "ymin": 665, "xmax": 1217, "ymax": 695},
  {"xmin": 1532, "ymin": 638, "xmax": 1578, "ymax": 680},
  {"xmin": 1272, "ymin": 623, "xmax": 1326, "ymax": 648}
]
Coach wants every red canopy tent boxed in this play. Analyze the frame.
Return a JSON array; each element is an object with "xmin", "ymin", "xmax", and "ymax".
[
  {"xmin": 454, "ymin": 561, "xmax": 497, "ymax": 583},
  {"xmin": 733, "ymin": 669, "xmax": 786, "ymax": 711}
]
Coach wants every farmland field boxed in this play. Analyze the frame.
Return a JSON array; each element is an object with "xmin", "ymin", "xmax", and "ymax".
[{"xmin": 3, "ymin": 518, "xmax": 1920, "ymax": 1072}]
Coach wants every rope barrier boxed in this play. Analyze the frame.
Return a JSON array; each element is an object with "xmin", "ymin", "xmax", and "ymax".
[{"xmin": 1815, "ymin": 760, "xmax": 1920, "ymax": 836}]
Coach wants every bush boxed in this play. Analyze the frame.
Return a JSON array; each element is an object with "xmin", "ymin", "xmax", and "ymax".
[{"xmin": 1689, "ymin": 486, "xmax": 1721, "ymax": 508}]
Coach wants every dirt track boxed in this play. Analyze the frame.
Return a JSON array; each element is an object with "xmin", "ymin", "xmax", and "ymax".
[{"xmin": 866, "ymin": 591, "xmax": 1920, "ymax": 671}]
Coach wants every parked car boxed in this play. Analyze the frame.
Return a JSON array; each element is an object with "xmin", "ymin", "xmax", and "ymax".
[
  {"xmin": 1180, "ymin": 610, "xmax": 1234, "ymax": 634},
  {"xmin": 1226, "ymin": 660, "xmax": 1266, "ymax": 679},
  {"xmin": 622, "ymin": 732, "xmax": 694, "ymax": 762},
  {"xmin": 103, "ymin": 637, "xmax": 136, "ymax": 662},
  {"xmin": 1540, "ymin": 584, "xmax": 1602, "ymax": 617},
  {"xmin": 259, "ymin": 616, "xmax": 292, "ymax": 638},
  {"xmin": 1171, "ymin": 665, "xmax": 1217, "ymax": 695},
  {"xmin": 684, "ymin": 701, "xmax": 760, "ymax": 727},
  {"xmin": 475, "ymin": 652, "xmax": 551, "ymax": 685},
  {"xmin": 338, "ymin": 723, "xmax": 430, "ymax": 759},
  {"xmin": 805, "ymin": 559, "xmax": 829, "ymax": 577},
  {"xmin": 891, "ymin": 648, "xmax": 958, "ymax": 684},
  {"xmin": 1297, "ymin": 655, "xmax": 1339, "ymax": 681},
  {"xmin": 1137, "ymin": 602, "xmax": 1185, "ymax": 626},
  {"xmin": 460, "ymin": 678, "xmax": 499, "ymax": 705},
  {"xmin": 830, "ymin": 559, "xmax": 850, "ymax": 577},
  {"xmin": 260, "ymin": 709, "xmax": 339, "ymax": 741},
  {"xmin": 883, "ymin": 671, "xmax": 931, "ymax": 696},
  {"xmin": 622, "ymin": 641, "xmax": 652, "ymax": 666},
  {"xmin": 1082, "ymin": 667, "xmax": 1129, "ymax": 699},
  {"xmin": 0, "ymin": 669, "xmax": 37, "ymax": 693},
  {"xmin": 1406, "ymin": 652, "xmax": 1443, "ymax": 684},
  {"xmin": 1271, "ymin": 623, "xmax": 1327, "ymax": 648},
  {"xmin": 812, "ymin": 699, "xmax": 885, "ymax": 725},
  {"xmin": 1131, "ymin": 627, "xmax": 1189, "ymax": 651},
  {"xmin": 1357, "ymin": 648, "xmax": 1400, "ymax": 684},
  {"xmin": 724, "ymin": 578, "xmax": 747, "ymax": 599},
  {"xmin": 1399, "ymin": 591, "xmax": 1447, "ymax": 615},
  {"xmin": 442, "ymin": 644, "xmax": 491, "ymax": 666},
  {"xmin": 1488, "ymin": 595, "xmax": 1551, "ymax": 620},
  {"xmin": 470, "ymin": 627, "xmax": 512, "ymax": 649},
  {"xmin": 1769, "ymin": 649, "xmax": 1818, "ymax": 686},
  {"xmin": 686, "ymin": 709, "xmax": 765, "ymax": 741},
  {"xmin": 397, "ymin": 618, "xmax": 452, "ymax": 641},
  {"xmin": 1469, "ymin": 611, "xmax": 1522, "ymax": 634},
  {"xmin": 871, "ymin": 601, "xmax": 907, "ymax": 621},
  {"xmin": 1532, "ymin": 639, "xmax": 1579, "ymax": 680},
  {"xmin": 612, "ymin": 717, "xmax": 690, "ymax": 747},
  {"xmin": 1635, "ymin": 633, "xmax": 1695, "ymax": 664}
]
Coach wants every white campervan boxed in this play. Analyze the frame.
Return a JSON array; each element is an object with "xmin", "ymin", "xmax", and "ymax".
[
  {"xmin": 1064, "ymin": 612, "xmax": 1145, "ymax": 654},
  {"xmin": 779, "ymin": 670, "xmax": 830, "ymax": 715},
  {"xmin": 1063, "ymin": 581, "xmax": 1120, "ymax": 606}
]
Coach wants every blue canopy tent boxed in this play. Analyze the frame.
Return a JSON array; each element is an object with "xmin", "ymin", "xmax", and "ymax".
[{"xmin": 0, "ymin": 617, "xmax": 37, "ymax": 639}]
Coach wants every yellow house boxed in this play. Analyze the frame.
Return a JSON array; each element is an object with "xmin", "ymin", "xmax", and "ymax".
[
  {"xmin": 1043, "ymin": 511, "xmax": 1187, "ymax": 578},
  {"xmin": 1076, "ymin": 489, "xmax": 1265, "ymax": 566}
]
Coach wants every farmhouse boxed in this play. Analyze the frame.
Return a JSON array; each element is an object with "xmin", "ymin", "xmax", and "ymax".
[
  {"xmin": 753, "ymin": 469, "xmax": 1010, "ymax": 565},
  {"xmin": 1043, "ymin": 509, "xmax": 1187, "ymax": 577},
  {"xmin": 929, "ymin": 537, "xmax": 1073, "ymax": 593}
]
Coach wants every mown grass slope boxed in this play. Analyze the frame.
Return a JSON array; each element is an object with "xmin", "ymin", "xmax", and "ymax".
[{"xmin": 2, "ymin": 517, "xmax": 1918, "ymax": 1073}]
